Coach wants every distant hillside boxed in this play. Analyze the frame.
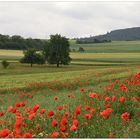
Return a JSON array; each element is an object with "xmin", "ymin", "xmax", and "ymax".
[
  {"xmin": 77, "ymin": 27, "xmax": 140, "ymax": 43},
  {"xmin": 95, "ymin": 27, "xmax": 140, "ymax": 41}
]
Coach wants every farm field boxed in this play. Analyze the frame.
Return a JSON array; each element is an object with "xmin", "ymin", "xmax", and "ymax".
[
  {"xmin": 0, "ymin": 40, "xmax": 140, "ymax": 138},
  {"xmin": 70, "ymin": 40, "xmax": 140, "ymax": 53}
]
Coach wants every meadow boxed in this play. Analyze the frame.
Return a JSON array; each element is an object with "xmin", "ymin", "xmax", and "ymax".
[{"xmin": 0, "ymin": 40, "xmax": 140, "ymax": 138}]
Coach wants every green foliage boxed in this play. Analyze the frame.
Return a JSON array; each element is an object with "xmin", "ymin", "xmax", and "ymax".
[
  {"xmin": 1, "ymin": 60, "xmax": 10, "ymax": 69},
  {"xmin": 20, "ymin": 49, "xmax": 45, "ymax": 67},
  {"xmin": 43, "ymin": 34, "xmax": 71, "ymax": 67},
  {"xmin": 0, "ymin": 34, "xmax": 45, "ymax": 50},
  {"xmin": 78, "ymin": 47, "xmax": 85, "ymax": 52}
]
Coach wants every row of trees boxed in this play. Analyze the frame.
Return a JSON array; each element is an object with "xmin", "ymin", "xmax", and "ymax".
[
  {"xmin": 20, "ymin": 34, "xmax": 71, "ymax": 67},
  {"xmin": 0, "ymin": 34, "xmax": 46, "ymax": 50}
]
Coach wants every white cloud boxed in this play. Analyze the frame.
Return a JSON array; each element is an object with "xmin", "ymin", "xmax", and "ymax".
[{"xmin": 0, "ymin": 1, "xmax": 140, "ymax": 38}]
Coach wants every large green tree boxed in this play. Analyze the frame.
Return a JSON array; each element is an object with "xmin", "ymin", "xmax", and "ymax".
[
  {"xmin": 20, "ymin": 48, "xmax": 45, "ymax": 67},
  {"xmin": 43, "ymin": 34, "xmax": 71, "ymax": 67}
]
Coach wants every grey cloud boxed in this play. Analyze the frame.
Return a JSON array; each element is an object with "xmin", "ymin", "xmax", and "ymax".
[{"xmin": 0, "ymin": 1, "xmax": 140, "ymax": 38}]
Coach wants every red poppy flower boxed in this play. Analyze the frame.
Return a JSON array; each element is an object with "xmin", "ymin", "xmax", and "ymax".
[
  {"xmin": 50, "ymin": 132, "xmax": 59, "ymax": 138},
  {"xmin": 32, "ymin": 104, "xmax": 39, "ymax": 113},
  {"xmin": 28, "ymin": 113, "xmax": 36, "ymax": 120},
  {"xmin": 57, "ymin": 106, "xmax": 63, "ymax": 111},
  {"xmin": 119, "ymin": 96, "xmax": 125, "ymax": 103},
  {"xmin": 40, "ymin": 109, "xmax": 45, "ymax": 114},
  {"xmin": 0, "ymin": 112, "xmax": 4, "ymax": 117},
  {"xmin": 60, "ymin": 118, "xmax": 68, "ymax": 125},
  {"xmin": 70, "ymin": 125, "xmax": 77, "ymax": 131},
  {"xmin": 83, "ymin": 114, "xmax": 92, "ymax": 120},
  {"xmin": 25, "ymin": 107, "xmax": 30, "ymax": 113},
  {"xmin": 136, "ymin": 72, "xmax": 140, "ymax": 78},
  {"xmin": 51, "ymin": 120, "xmax": 58, "ymax": 128},
  {"xmin": 0, "ymin": 129, "xmax": 11, "ymax": 138},
  {"xmin": 105, "ymin": 97, "xmax": 111, "ymax": 102},
  {"xmin": 23, "ymin": 132, "xmax": 32, "ymax": 138},
  {"xmin": 80, "ymin": 88, "xmax": 85, "ymax": 92},
  {"xmin": 121, "ymin": 112, "xmax": 129, "ymax": 122},
  {"xmin": 112, "ymin": 95, "xmax": 116, "ymax": 102},
  {"xmin": 59, "ymin": 125, "xmax": 66, "ymax": 132},
  {"xmin": 73, "ymin": 120, "xmax": 79, "ymax": 127},
  {"xmin": 47, "ymin": 110, "xmax": 55, "ymax": 117},
  {"xmin": 54, "ymin": 96, "xmax": 58, "ymax": 101},
  {"xmin": 90, "ymin": 108, "xmax": 96, "ymax": 114},
  {"xmin": 74, "ymin": 106, "xmax": 81, "ymax": 116},
  {"xmin": 85, "ymin": 106, "xmax": 90, "ymax": 110}
]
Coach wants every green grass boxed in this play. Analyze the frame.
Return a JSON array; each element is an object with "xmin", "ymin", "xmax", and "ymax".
[
  {"xmin": 70, "ymin": 40, "xmax": 140, "ymax": 53},
  {"xmin": 0, "ymin": 40, "xmax": 140, "ymax": 138}
]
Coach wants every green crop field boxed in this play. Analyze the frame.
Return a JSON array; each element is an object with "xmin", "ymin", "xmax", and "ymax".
[
  {"xmin": 0, "ymin": 40, "xmax": 140, "ymax": 138},
  {"xmin": 70, "ymin": 40, "xmax": 140, "ymax": 53}
]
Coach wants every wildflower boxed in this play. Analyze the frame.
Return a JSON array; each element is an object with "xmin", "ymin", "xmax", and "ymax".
[
  {"xmin": 0, "ymin": 129, "xmax": 11, "ymax": 138},
  {"xmin": 40, "ymin": 109, "xmax": 45, "ymax": 114},
  {"xmin": 52, "ymin": 120, "xmax": 58, "ymax": 128},
  {"xmin": 32, "ymin": 104, "xmax": 39, "ymax": 113},
  {"xmin": 50, "ymin": 132, "xmax": 59, "ymax": 138},
  {"xmin": 73, "ymin": 120, "xmax": 79, "ymax": 127},
  {"xmin": 85, "ymin": 106, "xmax": 90, "ymax": 110},
  {"xmin": 74, "ymin": 106, "xmax": 81, "ymax": 116},
  {"xmin": 25, "ymin": 107, "xmax": 30, "ymax": 113},
  {"xmin": 60, "ymin": 118, "xmax": 68, "ymax": 125},
  {"xmin": 121, "ymin": 112, "xmax": 129, "ymax": 122},
  {"xmin": 70, "ymin": 125, "xmax": 77, "ymax": 131},
  {"xmin": 90, "ymin": 108, "xmax": 96, "ymax": 114},
  {"xmin": 0, "ymin": 112, "xmax": 4, "ymax": 117},
  {"xmin": 80, "ymin": 88, "xmax": 85, "ymax": 92},
  {"xmin": 23, "ymin": 132, "xmax": 32, "ymax": 138},
  {"xmin": 54, "ymin": 96, "xmax": 58, "ymax": 101},
  {"xmin": 47, "ymin": 110, "xmax": 55, "ymax": 117},
  {"xmin": 28, "ymin": 113, "xmax": 36, "ymax": 120},
  {"xmin": 105, "ymin": 97, "xmax": 111, "ymax": 102},
  {"xmin": 136, "ymin": 72, "xmax": 140, "ymax": 78},
  {"xmin": 119, "ymin": 96, "xmax": 125, "ymax": 103},
  {"xmin": 57, "ymin": 106, "xmax": 63, "ymax": 111},
  {"xmin": 59, "ymin": 125, "xmax": 66, "ymax": 132},
  {"xmin": 83, "ymin": 114, "xmax": 92, "ymax": 120}
]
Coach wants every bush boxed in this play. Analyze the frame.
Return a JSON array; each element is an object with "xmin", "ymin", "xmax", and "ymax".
[{"xmin": 1, "ymin": 60, "xmax": 10, "ymax": 69}]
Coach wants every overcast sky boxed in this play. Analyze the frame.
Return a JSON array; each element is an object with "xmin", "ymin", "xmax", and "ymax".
[{"xmin": 0, "ymin": 1, "xmax": 140, "ymax": 39}]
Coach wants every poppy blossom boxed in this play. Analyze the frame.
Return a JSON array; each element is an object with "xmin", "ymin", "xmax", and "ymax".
[
  {"xmin": 74, "ymin": 106, "xmax": 81, "ymax": 116},
  {"xmin": 59, "ymin": 125, "xmax": 66, "ymax": 132},
  {"xmin": 60, "ymin": 118, "xmax": 68, "ymax": 125},
  {"xmin": 73, "ymin": 120, "xmax": 79, "ymax": 127},
  {"xmin": 47, "ymin": 110, "xmax": 55, "ymax": 117},
  {"xmin": 119, "ymin": 96, "xmax": 125, "ymax": 103},
  {"xmin": 51, "ymin": 120, "xmax": 58, "ymax": 128},
  {"xmin": 57, "ymin": 106, "xmax": 63, "ymax": 111},
  {"xmin": 40, "ymin": 109, "xmax": 45, "ymax": 114},
  {"xmin": 136, "ymin": 72, "xmax": 140, "ymax": 78},
  {"xmin": 90, "ymin": 108, "xmax": 96, "ymax": 114},
  {"xmin": 50, "ymin": 132, "xmax": 59, "ymax": 138},
  {"xmin": 0, "ymin": 129, "xmax": 11, "ymax": 138},
  {"xmin": 32, "ymin": 104, "xmax": 39, "ymax": 113},
  {"xmin": 121, "ymin": 112, "xmax": 129, "ymax": 122},
  {"xmin": 23, "ymin": 132, "xmax": 32, "ymax": 138},
  {"xmin": 83, "ymin": 114, "xmax": 92, "ymax": 120},
  {"xmin": 54, "ymin": 96, "xmax": 58, "ymax": 101},
  {"xmin": 70, "ymin": 125, "xmax": 77, "ymax": 131}
]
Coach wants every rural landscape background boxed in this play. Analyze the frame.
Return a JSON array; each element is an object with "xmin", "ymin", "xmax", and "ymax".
[{"xmin": 0, "ymin": 1, "xmax": 140, "ymax": 138}]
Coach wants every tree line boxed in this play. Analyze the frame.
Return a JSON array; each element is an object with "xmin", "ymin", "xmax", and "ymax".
[{"xmin": 0, "ymin": 34, "xmax": 46, "ymax": 50}]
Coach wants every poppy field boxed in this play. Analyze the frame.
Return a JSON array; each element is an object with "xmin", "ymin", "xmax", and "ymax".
[{"xmin": 0, "ymin": 65, "xmax": 140, "ymax": 138}]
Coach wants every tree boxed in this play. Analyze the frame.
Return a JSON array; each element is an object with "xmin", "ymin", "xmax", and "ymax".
[
  {"xmin": 20, "ymin": 48, "xmax": 45, "ymax": 67},
  {"xmin": 1, "ymin": 60, "xmax": 10, "ymax": 69},
  {"xmin": 43, "ymin": 34, "xmax": 71, "ymax": 67},
  {"xmin": 78, "ymin": 47, "xmax": 85, "ymax": 52}
]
